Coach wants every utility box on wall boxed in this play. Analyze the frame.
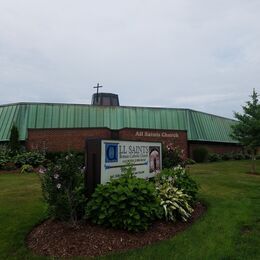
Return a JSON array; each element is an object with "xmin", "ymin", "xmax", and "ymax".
[{"xmin": 85, "ymin": 139, "xmax": 162, "ymax": 197}]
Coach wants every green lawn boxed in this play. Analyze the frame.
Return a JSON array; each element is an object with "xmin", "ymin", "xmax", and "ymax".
[{"xmin": 0, "ymin": 161, "xmax": 260, "ymax": 259}]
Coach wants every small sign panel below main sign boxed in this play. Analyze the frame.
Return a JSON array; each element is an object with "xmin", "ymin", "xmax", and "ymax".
[{"xmin": 100, "ymin": 140, "xmax": 162, "ymax": 184}]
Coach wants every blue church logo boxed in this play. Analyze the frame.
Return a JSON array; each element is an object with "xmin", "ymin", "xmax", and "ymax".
[{"xmin": 105, "ymin": 143, "xmax": 118, "ymax": 163}]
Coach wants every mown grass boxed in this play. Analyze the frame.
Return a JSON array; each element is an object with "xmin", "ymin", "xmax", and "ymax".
[
  {"xmin": 0, "ymin": 173, "xmax": 46, "ymax": 259},
  {"xmin": 0, "ymin": 161, "xmax": 259, "ymax": 259}
]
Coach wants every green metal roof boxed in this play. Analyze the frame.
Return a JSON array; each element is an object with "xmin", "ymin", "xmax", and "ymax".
[{"xmin": 0, "ymin": 102, "xmax": 237, "ymax": 143}]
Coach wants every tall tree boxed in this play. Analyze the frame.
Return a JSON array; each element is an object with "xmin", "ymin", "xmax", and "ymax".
[
  {"xmin": 231, "ymin": 89, "xmax": 260, "ymax": 173},
  {"xmin": 9, "ymin": 125, "xmax": 20, "ymax": 155}
]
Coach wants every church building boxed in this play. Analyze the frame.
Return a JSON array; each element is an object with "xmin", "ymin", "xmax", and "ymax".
[{"xmin": 0, "ymin": 90, "xmax": 240, "ymax": 158}]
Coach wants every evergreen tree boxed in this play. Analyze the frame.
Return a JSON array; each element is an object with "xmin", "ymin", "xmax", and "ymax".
[
  {"xmin": 231, "ymin": 89, "xmax": 260, "ymax": 173},
  {"xmin": 9, "ymin": 125, "xmax": 20, "ymax": 155}
]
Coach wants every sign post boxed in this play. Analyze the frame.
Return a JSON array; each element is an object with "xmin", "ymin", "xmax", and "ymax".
[{"xmin": 85, "ymin": 139, "xmax": 162, "ymax": 197}]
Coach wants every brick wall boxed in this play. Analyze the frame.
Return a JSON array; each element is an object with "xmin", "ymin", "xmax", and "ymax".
[
  {"xmin": 27, "ymin": 127, "xmax": 242, "ymax": 158},
  {"xmin": 27, "ymin": 128, "xmax": 111, "ymax": 152},
  {"xmin": 118, "ymin": 128, "xmax": 188, "ymax": 158},
  {"xmin": 27, "ymin": 127, "xmax": 188, "ymax": 156}
]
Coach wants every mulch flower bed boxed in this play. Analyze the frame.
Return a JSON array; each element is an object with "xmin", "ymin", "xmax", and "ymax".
[
  {"xmin": 0, "ymin": 169, "xmax": 20, "ymax": 174},
  {"xmin": 27, "ymin": 202, "xmax": 206, "ymax": 258}
]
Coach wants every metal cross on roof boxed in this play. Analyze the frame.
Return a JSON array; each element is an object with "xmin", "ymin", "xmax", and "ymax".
[
  {"xmin": 93, "ymin": 83, "xmax": 103, "ymax": 103},
  {"xmin": 93, "ymin": 83, "xmax": 103, "ymax": 95}
]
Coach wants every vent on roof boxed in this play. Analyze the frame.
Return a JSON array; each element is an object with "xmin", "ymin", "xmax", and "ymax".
[{"xmin": 91, "ymin": 93, "xmax": 120, "ymax": 106}]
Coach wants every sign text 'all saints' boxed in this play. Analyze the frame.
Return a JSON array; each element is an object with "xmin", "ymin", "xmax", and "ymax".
[
  {"xmin": 135, "ymin": 131, "xmax": 179, "ymax": 138},
  {"xmin": 101, "ymin": 140, "xmax": 162, "ymax": 184}
]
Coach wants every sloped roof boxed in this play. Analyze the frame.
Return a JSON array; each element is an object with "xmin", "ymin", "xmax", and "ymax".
[{"xmin": 0, "ymin": 102, "xmax": 237, "ymax": 143}]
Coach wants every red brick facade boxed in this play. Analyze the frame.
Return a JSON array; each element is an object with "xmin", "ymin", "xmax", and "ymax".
[
  {"xmin": 27, "ymin": 127, "xmax": 241, "ymax": 157},
  {"xmin": 27, "ymin": 128, "xmax": 111, "ymax": 152},
  {"xmin": 27, "ymin": 128, "xmax": 188, "ymax": 156}
]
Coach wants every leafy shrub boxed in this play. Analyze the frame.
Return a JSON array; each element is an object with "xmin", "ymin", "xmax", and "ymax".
[
  {"xmin": 221, "ymin": 153, "xmax": 232, "ymax": 161},
  {"xmin": 256, "ymin": 155, "xmax": 260, "ymax": 160},
  {"xmin": 20, "ymin": 164, "xmax": 34, "ymax": 174},
  {"xmin": 208, "ymin": 153, "xmax": 221, "ymax": 162},
  {"xmin": 192, "ymin": 147, "xmax": 209, "ymax": 163},
  {"xmin": 243, "ymin": 153, "xmax": 251, "ymax": 160},
  {"xmin": 0, "ymin": 147, "xmax": 12, "ymax": 170},
  {"xmin": 156, "ymin": 182, "xmax": 193, "ymax": 222},
  {"xmin": 0, "ymin": 155, "xmax": 9, "ymax": 169},
  {"xmin": 162, "ymin": 144, "xmax": 185, "ymax": 168},
  {"xmin": 184, "ymin": 158, "xmax": 196, "ymax": 165},
  {"xmin": 232, "ymin": 152, "xmax": 245, "ymax": 160},
  {"xmin": 13, "ymin": 152, "xmax": 45, "ymax": 167},
  {"xmin": 86, "ymin": 166, "xmax": 162, "ymax": 232},
  {"xmin": 40, "ymin": 153, "xmax": 86, "ymax": 224},
  {"xmin": 156, "ymin": 166, "xmax": 198, "ymax": 203}
]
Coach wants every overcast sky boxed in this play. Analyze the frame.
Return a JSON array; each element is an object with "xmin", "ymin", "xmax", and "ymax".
[{"xmin": 0, "ymin": 0, "xmax": 259, "ymax": 118}]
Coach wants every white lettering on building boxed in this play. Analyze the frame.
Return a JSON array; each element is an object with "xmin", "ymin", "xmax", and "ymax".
[{"xmin": 135, "ymin": 131, "xmax": 179, "ymax": 138}]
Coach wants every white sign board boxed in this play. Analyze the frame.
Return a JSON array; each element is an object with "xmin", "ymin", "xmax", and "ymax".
[{"xmin": 100, "ymin": 140, "xmax": 162, "ymax": 184}]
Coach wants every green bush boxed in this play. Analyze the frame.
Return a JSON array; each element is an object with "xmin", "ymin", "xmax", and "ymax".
[
  {"xmin": 184, "ymin": 158, "xmax": 196, "ymax": 165},
  {"xmin": 156, "ymin": 166, "xmax": 199, "ymax": 203},
  {"xmin": 85, "ymin": 167, "xmax": 162, "ymax": 232},
  {"xmin": 208, "ymin": 153, "xmax": 221, "ymax": 162},
  {"xmin": 13, "ymin": 152, "xmax": 45, "ymax": 167},
  {"xmin": 192, "ymin": 147, "xmax": 209, "ymax": 163},
  {"xmin": 0, "ymin": 149, "xmax": 11, "ymax": 170},
  {"xmin": 232, "ymin": 152, "xmax": 245, "ymax": 160},
  {"xmin": 40, "ymin": 153, "xmax": 86, "ymax": 224},
  {"xmin": 221, "ymin": 153, "xmax": 232, "ymax": 161},
  {"xmin": 156, "ymin": 182, "xmax": 193, "ymax": 222},
  {"xmin": 0, "ymin": 155, "xmax": 9, "ymax": 169}
]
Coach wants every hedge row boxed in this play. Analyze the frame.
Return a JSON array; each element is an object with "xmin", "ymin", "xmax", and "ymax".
[{"xmin": 192, "ymin": 147, "xmax": 254, "ymax": 163}]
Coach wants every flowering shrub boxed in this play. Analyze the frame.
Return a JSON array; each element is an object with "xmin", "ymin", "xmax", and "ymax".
[
  {"xmin": 40, "ymin": 153, "xmax": 86, "ymax": 224},
  {"xmin": 162, "ymin": 144, "xmax": 185, "ymax": 168},
  {"xmin": 85, "ymin": 166, "xmax": 162, "ymax": 232}
]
